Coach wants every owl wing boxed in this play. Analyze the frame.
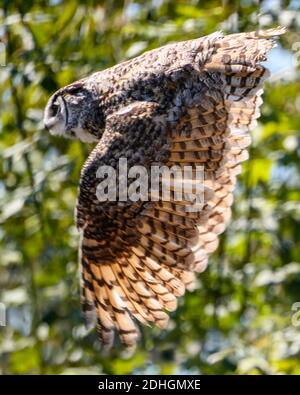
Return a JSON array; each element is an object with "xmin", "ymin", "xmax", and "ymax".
[{"xmin": 77, "ymin": 27, "xmax": 284, "ymax": 350}]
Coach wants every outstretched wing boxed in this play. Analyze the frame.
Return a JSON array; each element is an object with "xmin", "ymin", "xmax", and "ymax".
[{"xmin": 76, "ymin": 27, "xmax": 285, "ymax": 350}]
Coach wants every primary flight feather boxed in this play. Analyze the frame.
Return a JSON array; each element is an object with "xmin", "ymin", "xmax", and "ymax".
[{"xmin": 44, "ymin": 27, "xmax": 286, "ymax": 350}]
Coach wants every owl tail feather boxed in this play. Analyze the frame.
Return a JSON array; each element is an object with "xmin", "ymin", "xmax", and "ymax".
[{"xmin": 80, "ymin": 248, "xmax": 195, "ymax": 349}]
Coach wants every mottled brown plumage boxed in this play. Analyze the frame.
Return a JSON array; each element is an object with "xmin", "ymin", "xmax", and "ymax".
[{"xmin": 44, "ymin": 27, "xmax": 285, "ymax": 350}]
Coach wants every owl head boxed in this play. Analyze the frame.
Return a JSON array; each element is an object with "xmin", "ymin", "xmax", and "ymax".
[{"xmin": 44, "ymin": 80, "xmax": 104, "ymax": 143}]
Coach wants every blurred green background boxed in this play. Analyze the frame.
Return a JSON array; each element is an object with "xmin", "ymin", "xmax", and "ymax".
[{"xmin": 1, "ymin": 0, "xmax": 300, "ymax": 374}]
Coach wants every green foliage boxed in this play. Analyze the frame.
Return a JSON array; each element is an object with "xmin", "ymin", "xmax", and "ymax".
[{"xmin": 1, "ymin": 0, "xmax": 300, "ymax": 374}]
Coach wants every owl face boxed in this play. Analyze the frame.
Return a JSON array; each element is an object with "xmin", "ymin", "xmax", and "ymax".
[{"xmin": 44, "ymin": 81, "xmax": 104, "ymax": 143}]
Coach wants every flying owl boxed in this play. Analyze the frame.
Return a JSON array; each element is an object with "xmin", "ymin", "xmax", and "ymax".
[{"xmin": 44, "ymin": 27, "xmax": 285, "ymax": 350}]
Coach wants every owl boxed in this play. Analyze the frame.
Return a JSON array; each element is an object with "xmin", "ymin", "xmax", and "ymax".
[{"xmin": 44, "ymin": 27, "xmax": 285, "ymax": 350}]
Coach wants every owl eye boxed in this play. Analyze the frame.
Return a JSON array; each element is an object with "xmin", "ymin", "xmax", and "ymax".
[
  {"xmin": 67, "ymin": 85, "xmax": 85, "ymax": 97},
  {"xmin": 73, "ymin": 91, "xmax": 85, "ymax": 97}
]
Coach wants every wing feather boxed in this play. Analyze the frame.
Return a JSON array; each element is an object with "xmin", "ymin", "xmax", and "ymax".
[{"xmin": 76, "ymin": 27, "xmax": 285, "ymax": 349}]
